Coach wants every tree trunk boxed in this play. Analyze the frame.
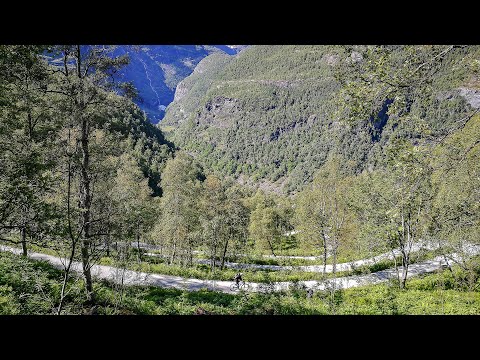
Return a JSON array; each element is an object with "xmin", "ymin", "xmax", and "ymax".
[
  {"xmin": 399, "ymin": 211, "xmax": 408, "ymax": 289},
  {"xmin": 391, "ymin": 249, "xmax": 400, "ymax": 284},
  {"xmin": 401, "ymin": 220, "xmax": 413, "ymax": 289},
  {"xmin": 79, "ymin": 116, "xmax": 94, "ymax": 304},
  {"xmin": 20, "ymin": 227, "xmax": 27, "ymax": 257},
  {"xmin": 170, "ymin": 240, "xmax": 176, "ymax": 265},
  {"xmin": 332, "ymin": 246, "xmax": 337, "ymax": 277},
  {"xmin": 331, "ymin": 243, "xmax": 338, "ymax": 314},
  {"xmin": 136, "ymin": 222, "xmax": 142, "ymax": 263},
  {"xmin": 211, "ymin": 223, "xmax": 218, "ymax": 270},
  {"xmin": 106, "ymin": 238, "xmax": 110, "ymax": 257},
  {"xmin": 400, "ymin": 249, "xmax": 409, "ymax": 289},
  {"xmin": 322, "ymin": 233, "xmax": 328, "ymax": 278},
  {"xmin": 220, "ymin": 237, "xmax": 229, "ymax": 270},
  {"xmin": 105, "ymin": 221, "xmax": 110, "ymax": 257},
  {"xmin": 267, "ymin": 237, "xmax": 276, "ymax": 257},
  {"xmin": 443, "ymin": 254, "xmax": 453, "ymax": 273},
  {"xmin": 211, "ymin": 256, "xmax": 215, "ymax": 271},
  {"xmin": 57, "ymin": 156, "xmax": 77, "ymax": 315},
  {"xmin": 56, "ymin": 239, "xmax": 77, "ymax": 315},
  {"xmin": 75, "ymin": 46, "xmax": 94, "ymax": 304},
  {"xmin": 81, "ymin": 244, "xmax": 94, "ymax": 303},
  {"xmin": 211, "ymin": 241, "xmax": 217, "ymax": 271},
  {"xmin": 401, "ymin": 267, "xmax": 408, "ymax": 289},
  {"xmin": 137, "ymin": 238, "xmax": 141, "ymax": 262}
]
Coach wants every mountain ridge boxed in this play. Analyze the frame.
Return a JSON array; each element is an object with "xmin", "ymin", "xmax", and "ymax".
[{"xmin": 114, "ymin": 45, "xmax": 246, "ymax": 123}]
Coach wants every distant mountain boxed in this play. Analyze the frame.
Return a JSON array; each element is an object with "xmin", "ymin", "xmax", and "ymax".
[
  {"xmin": 113, "ymin": 45, "xmax": 245, "ymax": 123},
  {"xmin": 162, "ymin": 45, "xmax": 480, "ymax": 194}
]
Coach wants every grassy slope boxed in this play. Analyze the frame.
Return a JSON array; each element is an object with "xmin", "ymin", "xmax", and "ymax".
[
  {"xmin": 22, "ymin": 243, "xmax": 391, "ymax": 282},
  {"xmin": 1, "ymin": 251, "xmax": 479, "ymax": 315},
  {"xmin": 21, "ymin": 241, "xmax": 443, "ymax": 283}
]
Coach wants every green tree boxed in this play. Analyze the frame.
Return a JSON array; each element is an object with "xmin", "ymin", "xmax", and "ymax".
[
  {"xmin": 247, "ymin": 191, "xmax": 282, "ymax": 256},
  {"xmin": 430, "ymin": 114, "xmax": 480, "ymax": 288},
  {"xmin": 199, "ymin": 176, "xmax": 250, "ymax": 269},
  {"xmin": 158, "ymin": 152, "xmax": 203, "ymax": 265},
  {"xmin": 295, "ymin": 156, "xmax": 353, "ymax": 279},
  {"xmin": 0, "ymin": 45, "xmax": 58, "ymax": 256},
  {"xmin": 221, "ymin": 185, "xmax": 250, "ymax": 266},
  {"xmin": 350, "ymin": 140, "xmax": 432, "ymax": 289},
  {"xmin": 200, "ymin": 175, "xmax": 227, "ymax": 269},
  {"xmin": 111, "ymin": 153, "xmax": 157, "ymax": 261},
  {"xmin": 49, "ymin": 45, "xmax": 131, "ymax": 303}
]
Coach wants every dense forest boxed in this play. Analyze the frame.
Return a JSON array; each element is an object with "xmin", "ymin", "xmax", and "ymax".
[
  {"xmin": 0, "ymin": 45, "xmax": 479, "ymax": 315},
  {"xmin": 162, "ymin": 45, "xmax": 480, "ymax": 193}
]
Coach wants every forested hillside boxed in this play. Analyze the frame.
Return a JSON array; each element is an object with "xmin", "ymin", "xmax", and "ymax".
[
  {"xmin": 0, "ymin": 45, "xmax": 173, "ymax": 308},
  {"xmin": 162, "ymin": 52, "xmax": 234, "ymax": 128},
  {"xmin": 1, "ymin": 45, "xmax": 479, "ymax": 315},
  {"xmin": 162, "ymin": 45, "xmax": 480, "ymax": 193}
]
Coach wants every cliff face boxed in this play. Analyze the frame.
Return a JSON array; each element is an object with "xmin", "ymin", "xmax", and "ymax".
[
  {"xmin": 162, "ymin": 52, "xmax": 234, "ymax": 127},
  {"xmin": 113, "ymin": 45, "xmax": 244, "ymax": 123},
  {"xmin": 459, "ymin": 87, "xmax": 480, "ymax": 109}
]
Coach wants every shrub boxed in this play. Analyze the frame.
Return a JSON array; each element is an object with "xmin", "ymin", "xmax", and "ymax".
[{"xmin": 0, "ymin": 285, "xmax": 20, "ymax": 315}]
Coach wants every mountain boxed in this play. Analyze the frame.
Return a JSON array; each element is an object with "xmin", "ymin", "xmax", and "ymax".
[
  {"xmin": 161, "ymin": 45, "xmax": 480, "ymax": 194},
  {"xmin": 113, "ymin": 45, "xmax": 245, "ymax": 123},
  {"xmin": 162, "ymin": 52, "xmax": 235, "ymax": 128}
]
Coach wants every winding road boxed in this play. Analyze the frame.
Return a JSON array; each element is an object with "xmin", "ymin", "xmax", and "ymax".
[
  {"xmin": 147, "ymin": 242, "xmax": 441, "ymax": 272},
  {"xmin": 130, "ymin": 241, "xmax": 324, "ymax": 260},
  {"xmin": 2, "ymin": 243, "xmax": 477, "ymax": 294}
]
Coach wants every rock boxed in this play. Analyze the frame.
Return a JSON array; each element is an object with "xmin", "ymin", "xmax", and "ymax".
[
  {"xmin": 195, "ymin": 307, "xmax": 210, "ymax": 315},
  {"xmin": 322, "ymin": 54, "xmax": 340, "ymax": 66},
  {"xmin": 458, "ymin": 87, "xmax": 480, "ymax": 109},
  {"xmin": 173, "ymin": 80, "xmax": 189, "ymax": 102},
  {"xmin": 435, "ymin": 90, "xmax": 455, "ymax": 101},
  {"xmin": 350, "ymin": 51, "xmax": 363, "ymax": 63}
]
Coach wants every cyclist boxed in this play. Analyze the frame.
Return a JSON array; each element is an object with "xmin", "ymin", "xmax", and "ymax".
[
  {"xmin": 306, "ymin": 288, "xmax": 314, "ymax": 299},
  {"xmin": 233, "ymin": 272, "xmax": 243, "ymax": 287}
]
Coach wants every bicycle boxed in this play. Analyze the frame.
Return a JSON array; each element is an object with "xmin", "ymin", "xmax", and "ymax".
[{"xmin": 230, "ymin": 280, "xmax": 250, "ymax": 292}]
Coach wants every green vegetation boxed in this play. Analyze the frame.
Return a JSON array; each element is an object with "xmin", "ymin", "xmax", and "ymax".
[
  {"xmin": 19, "ymin": 241, "xmax": 443, "ymax": 283},
  {"xmin": 1, "ymin": 45, "xmax": 479, "ymax": 314},
  {"xmin": 163, "ymin": 45, "xmax": 480, "ymax": 194},
  {"xmin": 0, "ymin": 250, "xmax": 137, "ymax": 315},
  {"xmin": 1, "ymin": 251, "xmax": 478, "ymax": 315},
  {"xmin": 162, "ymin": 52, "xmax": 233, "ymax": 130},
  {"xmin": 0, "ymin": 45, "xmax": 173, "ymax": 310}
]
